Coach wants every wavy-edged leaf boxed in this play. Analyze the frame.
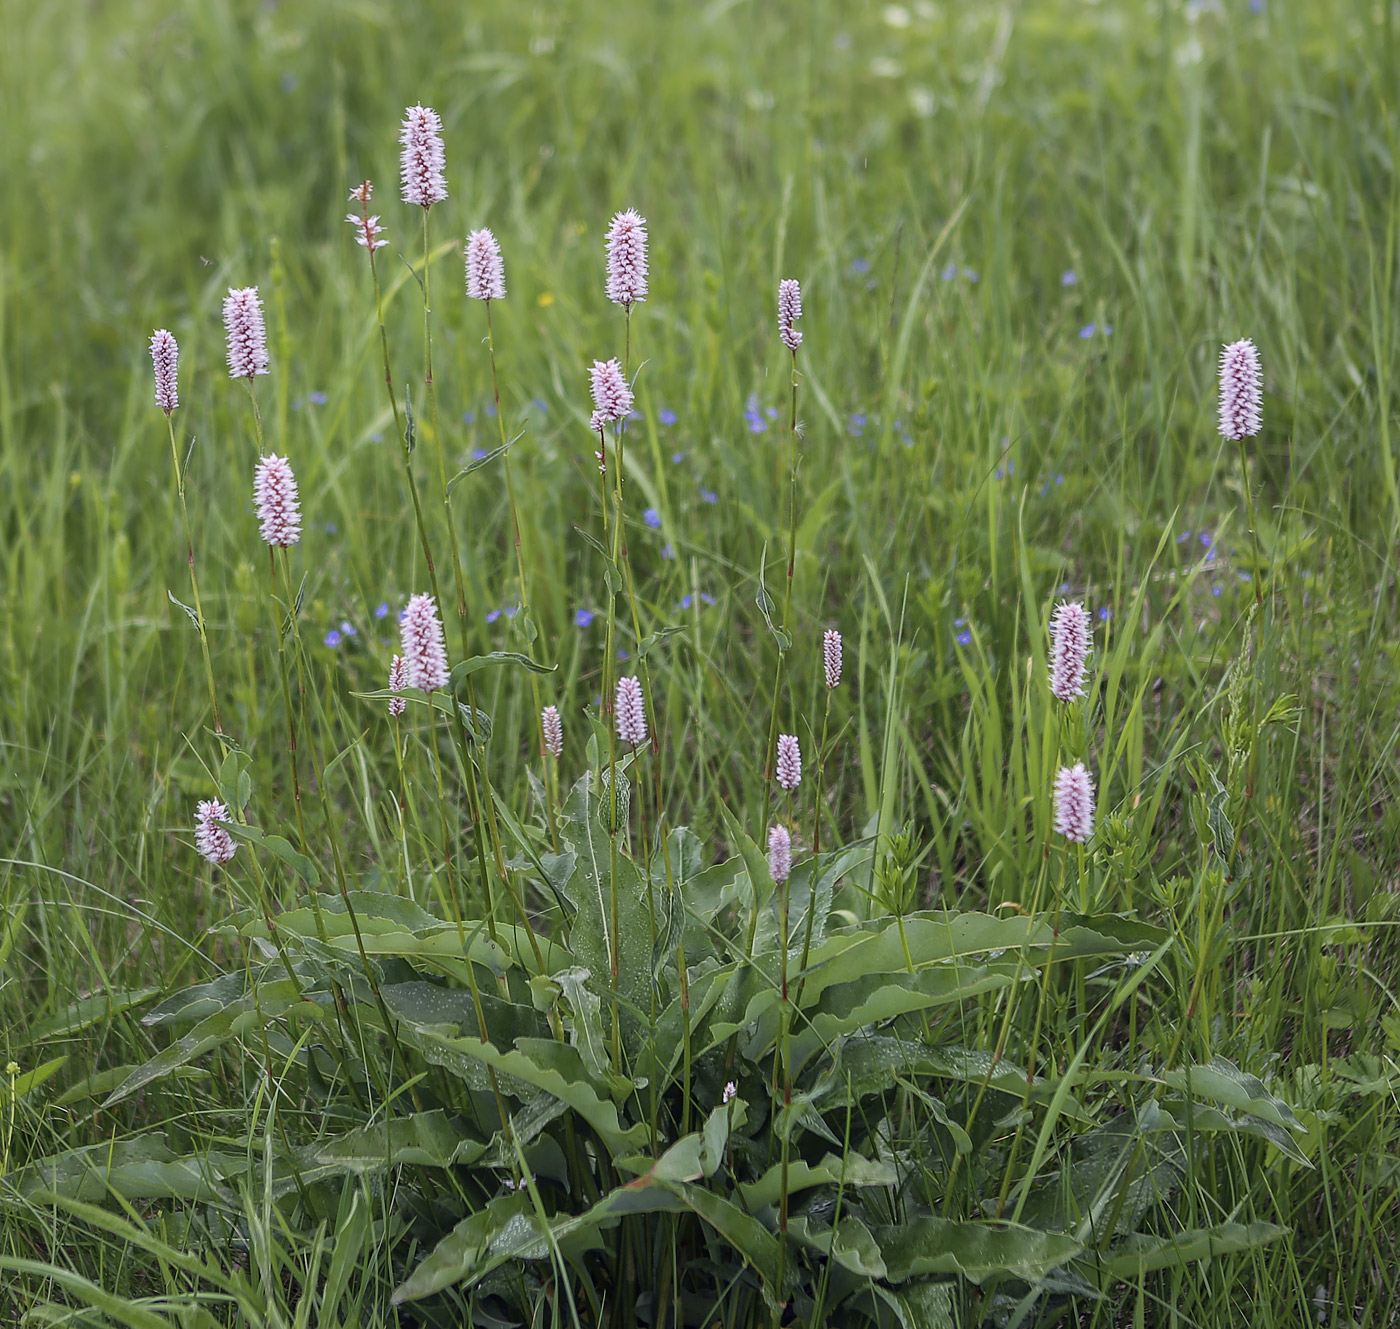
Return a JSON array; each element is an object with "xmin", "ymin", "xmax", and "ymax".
[
  {"xmin": 5, "ymin": 1135, "xmax": 237, "ymax": 1204},
  {"xmin": 29, "ymin": 989, "xmax": 159, "ymax": 1041},
  {"xmin": 1100, "ymin": 1221, "xmax": 1288, "ymax": 1277},
  {"xmin": 740, "ymin": 1150, "xmax": 895, "ymax": 1208},
  {"xmin": 870, "ymin": 1216, "xmax": 1081, "ymax": 1283}
]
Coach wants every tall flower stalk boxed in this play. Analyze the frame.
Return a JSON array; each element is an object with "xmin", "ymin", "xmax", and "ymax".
[
  {"xmin": 1219, "ymin": 337, "xmax": 1264, "ymax": 606},
  {"xmin": 223, "ymin": 285, "xmax": 270, "ymax": 452},
  {"xmin": 152, "ymin": 330, "xmax": 223, "ymax": 740}
]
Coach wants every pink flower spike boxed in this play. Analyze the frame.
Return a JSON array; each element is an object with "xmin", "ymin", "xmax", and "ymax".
[
  {"xmin": 223, "ymin": 287, "xmax": 270, "ymax": 380},
  {"xmin": 349, "ymin": 181, "xmax": 373, "ymax": 206},
  {"xmin": 1053, "ymin": 763, "xmax": 1095, "ymax": 844},
  {"xmin": 776, "ymin": 733, "xmax": 802, "ymax": 791},
  {"xmin": 400, "ymin": 104, "xmax": 448, "ymax": 208},
  {"xmin": 1048, "ymin": 601, "xmax": 1091, "ymax": 703},
  {"xmin": 150, "ymin": 329, "xmax": 179, "ymax": 414},
  {"xmin": 388, "ymin": 654, "xmax": 409, "ymax": 717},
  {"xmin": 778, "ymin": 278, "xmax": 803, "ymax": 351},
  {"xmin": 615, "ymin": 675, "xmax": 648, "ymax": 747},
  {"xmin": 542, "ymin": 704, "xmax": 563, "ymax": 758},
  {"xmin": 195, "ymin": 799, "xmax": 238, "ymax": 866},
  {"xmin": 465, "ymin": 228, "xmax": 506, "ymax": 301},
  {"xmin": 768, "ymin": 823, "xmax": 792, "ymax": 885},
  {"xmin": 589, "ymin": 358, "xmax": 633, "ymax": 424},
  {"xmin": 400, "ymin": 593, "xmax": 450, "ymax": 692},
  {"xmin": 253, "ymin": 454, "xmax": 302, "ymax": 548},
  {"xmin": 823, "ymin": 628, "xmax": 843, "ymax": 690},
  {"xmin": 1218, "ymin": 338, "xmax": 1262, "ymax": 441},
  {"xmin": 605, "ymin": 209, "xmax": 648, "ymax": 307}
]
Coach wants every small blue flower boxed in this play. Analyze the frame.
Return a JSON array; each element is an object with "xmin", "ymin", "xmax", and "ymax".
[
  {"xmin": 1040, "ymin": 482, "xmax": 1050, "ymax": 496},
  {"xmin": 671, "ymin": 451, "xmax": 687, "ymax": 464},
  {"xmin": 1211, "ymin": 585, "xmax": 1223, "ymax": 598},
  {"xmin": 962, "ymin": 268, "xmax": 979, "ymax": 283},
  {"xmin": 1236, "ymin": 571, "xmax": 1252, "ymax": 582},
  {"xmin": 486, "ymin": 608, "xmax": 502, "ymax": 624},
  {"xmin": 765, "ymin": 406, "xmax": 778, "ymax": 421},
  {"xmin": 1061, "ymin": 270, "xmax": 1077, "ymax": 286},
  {"xmin": 659, "ymin": 409, "xmax": 678, "ymax": 426},
  {"xmin": 472, "ymin": 447, "xmax": 490, "ymax": 460},
  {"xmin": 1079, "ymin": 323, "xmax": 1096, "ymax": 339},
  {"xmin": 644, "ymin": 507, "xmax": 661, "ymax": 529},
  {"xmin": 574, "ymin": 608, "xmax": 595, "ymax": 628},
  {"xmin": 1177, "ymin": 530, "xmax": 1192, "ymax": 544},
  {"xmin": 325, "ymin": 523, "xmax": 338, "ymax": 535},
  {"xmin": 1060, "ymin": 581, "xmax": 1071, "ymax": 593},
  {"xmin": 941, "ymin": 263, "xmax": 958, "ymax": 281},
  {"xmin": 339, "ymin": 620, "xmax": 357, "ymax": 637},
  {"xmin": 954, "ymin": 618, "xmax": 966, "ymax": 627},
  {"xmin": 700, "ymin": 488, "xmax": 718, "ymax": 504},
  {"xmin": 1055, "ymin": 474, "xmax": 1064, "ymax": 486},
  {"xmin": 324, "ymin": 629, "xmax": 342, "ymax": 648},
  {"xmin": 627, "ymin": 408, "xmax": 644, "ymax": 422},
  {"xmin": 1200, "ymin": 531, "xmax": 1214, "ymax": 547},
  {"xmin": 531, "ymin": 396, "xmax": 548, "ymax": 414},
  {"xmin": 955, "ymin": 630, "xmax": 972, "ymax": 646},
  {"xmin": 680, "ymin": 594, "xmax": 693, "ymax": 610},
  {"xmin": 700, "ymin": 591, "xmax": 716, "ymax": 606},
  {"xmin": 617, "ymin": 649, "xmax": 629, "ymax": 660},
  {"xmin": 1103, "ymin": 324, "xmax": 1114, "ymax": 335},
  {"xmin": 308, "ymin": 390, "xmax": 329, "ymax": 406},
  {"xmin": 462, "ymin": 410, "xmax": 476, "ymax": 425},
  {"xmin": 506, "ymin": 605, "xmax": 519, "ymax": 618},
  {"xmin": 851, "ymin": 257, "xmax": 871, "ymax": 274},
  {"xmin": 1097, "ymin": 607, "xmax": 1112, "ymax": 621},
  {"xmin": 485, "ymin": 403, "xmax": 498, "ymax": 418},
  {"xmin": 662, "ymin": 543, "xmax": 675, "ymax": 560},
  {"xmin": 375, "ymin": 601, "xmax": 390, "ymax": 620}
]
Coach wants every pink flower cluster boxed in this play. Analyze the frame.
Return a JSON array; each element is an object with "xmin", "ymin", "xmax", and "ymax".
[
  {"xmin": 605, "ymin": 209, "xmax": 648, "ymax": 307},
  {"xmin": 542, "ymin": 704, "xmax": 564, "ymax": 758},
  {"xmin": 1053, "ymin": 764, "xmax": 1095, "ymax": 843},
  {"xmin": 768, "ymin": 823, "xmax": 792, "ymax": 885},
  {"xmin": 615, "ymin": 676, "xmax": 648, "ymax": 747},
  {"xmin": 150, "ymin": 329, "xmax": 179, "ymax": 414},
  {"xmin": 465, "ymin": 229, "xmax": 506, "ymax": 301},
  {"xmin": 1048, "ymin": 601, "xmax": 1090, "ymax": 703},
  {"xmin": 823, "ymin": 629, "xmax": 843, "ymax": 690},
  {"xmin": 776, "ymin": 733, "xmax": 802, "ymax": 791},
  {"xmin": 388, "ymin": 654, "xmax": 409, "ymax": 717},
  {"xmin": 589, "ymin": 359, "xmax": 633, "ymax": 431},
  {"xmin": 778, "ymin": 279, "xmax": 803, "ymax": 351},
  {"xmin": 346, "ymin": 182, "xmax": 389, "ymax": 251},
  {"xmin": 195, "ymin": 799, "xmax": 238, "ymax": 865},
  {"xmin": 223, "ymin": 287, "xmax": 270, "ymax": 380},
  {"xmin": 400, "ymin": 104, "xmax": 448, "ymax": 208},
  {"xmin": 400, "ymin": 593, "xmax": 449, "ymax": 693},
  {"xmin": 253, "ymin": 454, "xmax": 302, "ymax": 548},
  {"xmin": 1218, "ymin": 338, "xmax": 1262, "ymax": 441}
]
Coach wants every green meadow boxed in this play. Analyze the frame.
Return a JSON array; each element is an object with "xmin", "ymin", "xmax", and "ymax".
[{"xmin": 2, "ymin": 0, "xmax": 1399, "ymax": 1323}]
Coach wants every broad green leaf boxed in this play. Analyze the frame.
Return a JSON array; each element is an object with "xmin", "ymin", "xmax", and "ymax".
[
  {"xmin": 219, "ymin": 823, "xmax": 320, "ymax": 889},
  {"xmin": 28, "ymin": 989, "xmax": 159, "ymax": 1041},
  {"xmin": 391, "ymin": 1194, "xmax": 534, "ymax": 1303},
  {"xmin": 870, "ymin": 1216, "xmax": 1082, "ymax": 1283},
  {"xmin": 740, "ymin": 1150, "xmax": 895, "ymax": 1208},
  {"xmin": 6, "ymin": 1135, "xmax": 238, "ymax": 1204},
  {"xmin": 1162, "ymin": 1057, "xmax": 1307, "ymax": 1135},
  {"xmin": 789, "ymin": 1214, "xmax": 888, "ymax": 1278},
  {"xmin": 1100, "ymin": 1221, "xmax": 1288, "ymax": 1277},
  {"xmin": 285, "ymin": 1111, "xmax": 488, "ymax": 1192}
]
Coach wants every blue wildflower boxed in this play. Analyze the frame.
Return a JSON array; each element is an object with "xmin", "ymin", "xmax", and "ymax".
[
  {"xmin": 671, "ymin": 451, "xmax": 687, "ymax": 464},
  {"xmin": 463, "ymin": 410, "xmax": 476, "ymax": 425},
  {"xmin": 308, "ymin": 390, "xmax": 329, "ymax": 406},
  {"xmin": 962, "ymin": 268, "xmax": 979, "ymax": 283},
  {"xmin": 851, "ymin": 257, "xmax": 871, "ymax": 274},
  {"xmin": 955, "ymin": 630, "xmax": 971, "ymax": 646},
  {"xmin": 680, "ymin": 594, "xmax": 693, "ymax": 610},
  {"xmin": 339, "ymin": 620, "xmax": 357, "ymax": 637},
  {"xmin": 574, "ymin": 608, "xmax": 595, "ymax": 628},
  {"xmin": 1097, "ymin": 607, "xmax": 1111, "ymax": 622},
  {"xmin": 700, "ymin": 488, "xmax": 718, "ymax": 504},
  {"xmin": 472, "ymin": 447, "xmax": 490, "ymax": 460},
  {"xmin": 1200, "ymin": 531, "xmax": 1214, "ymax": 547},
  {"xmin": 849, "ymin": 413, "xmax": 867, "ymax": 438},
  {"xmin": 1177, "ymin": 530, "xmax": 1192, "ymax": 544},
  {"xmin": 700, "ymin": 591, "xmax": 716, "ymax": 606},
  {"xmin": 325, "ymin": 523, "xmax": 338, "ymax": 536},
  {"xmin": 644, "ymin": 507, "xmax": 661, "ymax": 529},
  {"xmin": 659, "ymin": 409, "xmax": 678, "ymax": 426},
  {"xmin": 662, "ymin": 543, "xmax": 675, "ymax": 559},
  {"xmin": 1211, "ymin": 585, "xmax": 1223, "ymax": 598},
  {"xmin": 1061, "ymin": 270, "xmax": 1077, "ymax": 286},
  {"xmin": 375, "ymin": 602, "xmax": 390, "ymax": 619},
  {"xmin": 941, "ymin": 263, "xmax": 958, "ymax": 281},
  {"xmin": 1079, "ymin": 324, "xmax": 1096, "ymax": 339},
  {"xmin": 486, "ymin": 609, "xmax": 502, "ymax": 624},
  {"xmin": 531, "ymin": 396, "xmax": 548, "ymax": 414},
  {"xmin": 506, "ymin": 605, "xmax": 519, "ymax": 618},
  {"xmin": 324, "ymin": 629, "xmax": 342, "ymax": 648},
  {"xmin": 485, "ymin": 403, "xmax": 497, "ymax": 418}
]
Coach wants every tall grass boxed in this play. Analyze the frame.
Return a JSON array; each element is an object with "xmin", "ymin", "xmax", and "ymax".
[{"xmin": 2, "ymin": 0, "xmax": 1399, "ymax": 1323}]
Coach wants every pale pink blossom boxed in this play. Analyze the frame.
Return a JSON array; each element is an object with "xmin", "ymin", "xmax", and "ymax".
[
  {"xmin": 776, "ymin": 734, "xmax": 802, "ymax": 791},
  {"xmin": 464, "ymin": 228, "xmax": 506, "ymax": 301},
  {"xmin": 223, "ymin": 287, "xmax": 270, "ymax": 380},
  {"xmin": 1048, "ymin": 601, "xmax": 1091, "ymax": 703},
  {"xmin": 768, "ymin": 823, "xmax": 792, "ymax": 884},
  {"xmin": 823, "ymin": 628, "xmax": 843, "ymax": 690},
  {"xmin": 388, "ymin": 654, "xmax": 409, "ymax": 717},
  {"xmin": 615, "ymin": 675, "xmax": 648, "ymax": 747},
  {"xmin": 150, "ymin": 329, "xmax": 179, "ymax": 414},
  {"xmin": 399, "ymin": 104, "xmax": 447, "ymax": 208},
  {"xmin": 605, "ymin": 209, "xmax": 648, "ymax": 307},
  {"xmin": 1053, "ymin": 763, "xmax": 1095, "ymax": 843},
  {"xmin": 778, "ymin": 279, "xmax": 803, "ymax": 351},
  {"xmin": 195, "ymin": 799, "xmax": 238, "ymax": 866},
  {"xmin": 400, "ymin": 593, "xmax": 449, "ymax": 692},
  {"xmin": 589, "ymin": 358, "xmax": 633, "ymax": 424},
  {"xmin": 1218, "ymin": 338, "xmax": 1262, "ymax": 441},
  {"xmin": 542, "ymin": 704, "xmax": 563, "ymax": 758},
  {"xmin": 253, "ymin": 454, "xmax": 301, "ymax": 548},
  {"xmin": 346, "ymin": 209, "xmax": 389, "ymax": 251}
]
